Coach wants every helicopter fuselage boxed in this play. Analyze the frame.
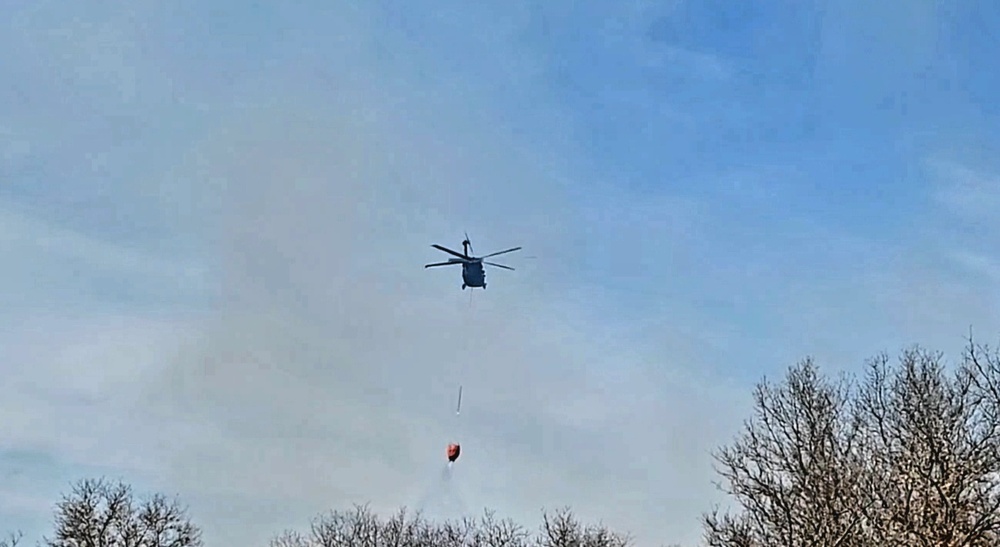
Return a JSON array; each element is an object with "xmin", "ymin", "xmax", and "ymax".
[
  {"xmin": 425, "ymin": 237, "xmax": 518, "ymax": 290},
  {"xmin": 462, "ymin": 260, "xmax": 486, "ymax": 289}
]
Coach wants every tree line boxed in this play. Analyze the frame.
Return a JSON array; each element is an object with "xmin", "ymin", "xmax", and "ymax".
[{"xmin": 5, "ymin": 337, "xmax": 1000, "ymax": 546}]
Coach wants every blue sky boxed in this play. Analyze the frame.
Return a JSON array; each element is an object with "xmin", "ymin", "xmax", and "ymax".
[{"xmin": 2, "ymin": 1, "xmax": 999, "ymax": 546}]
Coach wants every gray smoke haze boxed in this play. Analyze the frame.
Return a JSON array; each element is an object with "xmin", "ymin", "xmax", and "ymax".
[
  {"xmin": 0, "ymin": 4, "xmax": 748, "ymax": 544},
  {"xmin": 137, "ymin": 87, "xmax": 743, "ymax": 546},
  {"xmin": 4, "ymin": 2, "xmax": 999, "ymax": 547}
]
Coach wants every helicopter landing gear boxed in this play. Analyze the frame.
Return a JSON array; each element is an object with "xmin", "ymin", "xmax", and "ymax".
[
  {"xmin": 462, "ymin": 284, "xmax": 466, "ymax": 290},
  {"xmin": 483, "ymin": 283, "xmax": 487, "ymax": 289}
]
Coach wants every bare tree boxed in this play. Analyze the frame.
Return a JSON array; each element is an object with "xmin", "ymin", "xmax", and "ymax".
[
  {"xmin": 43, "ymin": 477, "xmax": 202, "ymax": 547},
  {"xmin": 855, "ymin": 344, "xmax": 1000, "ymax": 546},
  {"xmin": 704, "ymin": 340, "xmax": 1000, "ymax": 547},
  {"xmin": 703, "ymin": 358, "xmax": 867, "ymax": 547},
  {"xmin": 269, "ymin": 530, "xmax": 311, "ymax": 547},
  {"xmin": 268, "ymin": 504, "xmax": 632, "ymax": 547},
  {"xmin": 268, "ymin": 503, "xmax": 513, "ymax": 547},
  {"xmin": 535, "ymin": 507, "xmax": 631, "ymax": 547}
]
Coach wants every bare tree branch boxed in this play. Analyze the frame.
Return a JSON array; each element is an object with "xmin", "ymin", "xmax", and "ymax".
[
  {"xmin": 269, "ymin": 505, "xmax": 629, "ymax": 547},
  {"xmin": 42, "ymin": 477, "xmax": 201, "ymax": 547},
  {"xmin": 703, "ymin": 358, "xmax": 865, "ymax": 546},
  {"xmin": 705, "ymin": 341, "xmax": 1000, "ymax": 547},
  {"xmin": 0, "ymin": 531, "xmax": 23, "ymax": 547}
]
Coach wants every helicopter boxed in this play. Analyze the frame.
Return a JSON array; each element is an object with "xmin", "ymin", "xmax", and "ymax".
[{"xmin": 424, "ymin": 234, "xmax": 521, "ymax": 290}]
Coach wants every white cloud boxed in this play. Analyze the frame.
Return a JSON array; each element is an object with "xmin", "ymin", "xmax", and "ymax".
[
  {"xmin": 923, "ymin": 157, "xmax": 1000, "ymax": 288},
  {"xmin": 0, "ymin": 204, "xmax": 205, "ymax": 282},
  {"xmin": 859, "ymin": 156, "xmax": 1000, "ymax": 355},
  {"xmin": 949, "ymin": 250, "xmax": 1000, "ymax": 284},
  {"xmin": 928, "ymin": 158, "xmax": 1000, "ymax": 225},
  {"xmin": 0, "ymin": 310, "xmax": 199, "ymax": 473}
]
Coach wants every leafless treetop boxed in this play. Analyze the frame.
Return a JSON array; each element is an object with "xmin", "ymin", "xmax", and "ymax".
[{"xmin": 704, "ymin": 338, "xmax": 1000, "ymax": 547}]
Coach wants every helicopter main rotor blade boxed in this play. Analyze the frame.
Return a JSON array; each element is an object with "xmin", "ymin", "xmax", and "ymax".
[
  {"xmin": 425, "ymin": 261, "xmax": 463, "ymax": 268},
  {"xmin": 484, "ymin": 261, "xmax": 514, "ymax": 271},
  {"xmin": 480, "ymin": 246, "xmax": 522, "ymax": 259},
  {"xmin": 431, "ymin": 244, "xmax": 467, "ymax": 259}
]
